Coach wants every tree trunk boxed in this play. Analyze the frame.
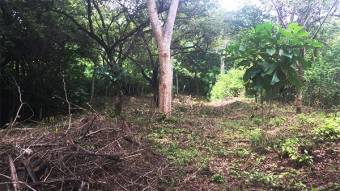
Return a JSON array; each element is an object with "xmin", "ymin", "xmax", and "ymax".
[
  {"xmin": 295, "ymin": 49, "xmax": 305, "ymax": 114},
  {"xmin": 89, "ymin": 66, "xmax": 96, "ymax": 104},
  {"xmin": 295, "ymin": 90, "xmax": 302, "ymax": 114},
  {"xmin": 147, "ymin": 0, "xmax": 179, "ymax": 116},
  {"xmin": 220, "ymin": 55, "xmax": 225, "ymax": 75},
  {"xmin": 151, "ymin": 64, "xmax": 159, "ymax": 107},
  {"xmin": 158, "ymin": 46, "xmax": 173, "ymax": 114},
  {"xmin": 175, "ymin": 71, "xmax": 179, "ymax": 95}
]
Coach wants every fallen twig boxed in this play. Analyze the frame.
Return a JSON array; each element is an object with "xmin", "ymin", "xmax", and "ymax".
[
  {"xmin": 9, "ymin": 80, "xmax": 24, "ymax": 129},
  {"xmin": 62, "ymin": 74, "xmax": 72, "ymax": 132},
  {"xmin": 8, "ymin": 155, "xmax": 20, "ymax": 191}
]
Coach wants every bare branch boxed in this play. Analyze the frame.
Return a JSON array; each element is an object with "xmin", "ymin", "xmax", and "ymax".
[
  {"xmin": 312, "ymin": 0, "xmax": 339, "ymax": 39},
  {"xmin": 8, "ymin": 155, "xmax": 19, "ymax": 191},
  {"xmin": 62, "ymin": 74, "xmax": 72, "ymax": 132},
  {"xmin": 9, "ymin": 80, "xmax": 23, "ymax": 129},
  {"xmin": 271, "ymin": 0, "xmax": 287, "ymax": 27}
]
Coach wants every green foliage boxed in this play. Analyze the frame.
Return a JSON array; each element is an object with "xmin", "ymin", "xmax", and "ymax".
[
  {"xmin": 296, "ymin": 113, "xmax": 317, "ymax": 126},
  {"xmin": 253, "ymin": 117, "xmax": 263, "ymax": 126},
  {"xmin": 211, "ymin": 174, "xmax": 225, "ymax": 184},
  {"xmin": 303, "ymin": 40, "xmax": 340, "ymax": 107},
  {"xmin": 268, "ymin": 116, "xmax": 285, "ymax": 126},
  {"xmin": 210, "ymin": 68, "xmax": 245, "ymax": 100},
  {"xmin": 236, "ymin": 148, "xmax": 250, "ymax": 158},
  {"xmin": 226, "ymin": 22, "xmax": 321, "ymax": 97},
  {"xmin": 313, "ymin": 117, "xmax": 340, "ymax": 142},
  {"xmin": 247, "ymin": 170, "xmax": 280, "ymax": 188},
  {"xmin": 165, "ymin": 144, "xmax": 199, "ymax": 165},
  {"xmin": 249, "ymin": 128, "xmax": 265, "ymax": 147},
  {"xmin": 280, "ymin": 138, "xmax": 313, "ymax": 165}
]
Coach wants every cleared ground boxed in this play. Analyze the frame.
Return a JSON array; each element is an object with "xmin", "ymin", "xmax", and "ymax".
[{"xmin": 0, "ymin": 96, "xmax": 339, "ymax": 190}]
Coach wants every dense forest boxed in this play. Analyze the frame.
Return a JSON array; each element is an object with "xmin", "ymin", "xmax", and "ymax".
[{"xmin": 0, "ymin": 0, "xmax": 339, "ymax": 190}]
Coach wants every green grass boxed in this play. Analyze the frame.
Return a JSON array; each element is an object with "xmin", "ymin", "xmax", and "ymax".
[{"xmin": 123, "ymin": 97, "xmax": 339, "ymax": 190}]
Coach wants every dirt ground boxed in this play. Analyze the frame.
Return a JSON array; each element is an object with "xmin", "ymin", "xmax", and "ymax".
[{"xmin": 0, "ymin": 96, "xmax": 339, "ymax": 190}]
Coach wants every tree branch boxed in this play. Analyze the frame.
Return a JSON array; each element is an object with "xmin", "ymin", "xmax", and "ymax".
[
  {"xmin": 147, "ymin": 0, "xmax": 164, "ymax": 45},
  {"xmin": 312, "ymin": 0, "xmax": 339, "ymax": 39},
  {"xmin": 164, "ymin": 0, "xmax": 180, "ymax": 42}
]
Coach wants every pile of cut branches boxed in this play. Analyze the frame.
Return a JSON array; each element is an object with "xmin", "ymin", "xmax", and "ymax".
[{"xmin": 0, "ymin": 114, "xmax": 172, "ymax": 190}]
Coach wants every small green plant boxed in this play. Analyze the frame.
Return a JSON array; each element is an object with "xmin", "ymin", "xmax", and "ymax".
[
  {"xmin": 249, "ymin": 128, "xmax": 265, "ymax": 148},
  {"xmin": 165, "ymin": 144, "xmax": 199, "ymax": 165},
  {"xmin": 253, "ymin": 117, "xmax": 263, "ymax": 126},
  {"xmin": 296, "ymin": 113, "xmax": 316, "ymax": 126},
  {"xmin": 215, "ymin": 147, "xmax": 228, "ymax": 157},
  {"xmin": 313, "ymin": 117, "xmax": 340, "ymax": 142},
  {"xmin": 236, "ymin": 148, "xmax": 250, "ymax": 158},
  {"xmin": 246, "ymin": 170, "xmax": 280, "ymax": 188},
  {"xmin": 211, "ymin": 174, "xmax": 225, "ymax": 184},
  {"xmin": 280, "ymin": 138, "xmax": 313, "ymax": 165},
  {"xmin": 268, "ymin": 116, "xmax": 285, "ymax": 126}
]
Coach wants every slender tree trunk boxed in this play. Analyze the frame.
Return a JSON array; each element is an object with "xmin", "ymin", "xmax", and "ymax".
[
  {"xmin": 295, "ymin": 49, "xmax": 305, "ymax": 114},
  {"xmin": 158, "ymin": 45, "xmax": 173, "ymax": 113},
  {"xmin": 147, "ymin": 0, "xmax": 179, "ymax": 116},
  {"xmin": 295, "ymin": 91, "xmax": 303, "ymax": 113},
  {"xmin": 220, "ymin": 56, "xmax": 225, "ymax": 75},
  {"xmin": 89, "ymin": 64, "xmax": 96, "ymax": 104},
  {"xmin": 152, "ymin": 63, "xmax": 159, "ymax": 107},
  {"xmin": 176, "ymin": 71, "xmax": 179, "ymax": 95},
  {"xmin": 221, "ymin": 39, "xmax": 228, "ymax": 74}
]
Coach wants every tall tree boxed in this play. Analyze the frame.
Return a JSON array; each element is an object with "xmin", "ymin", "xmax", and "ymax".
[
  {"xmin": 147, "ymin": 0, "xmax": 180, "ymax": 115},
  {"xmin": 53, "ymin": 0, "xmax": 147, "ymax": 114}
]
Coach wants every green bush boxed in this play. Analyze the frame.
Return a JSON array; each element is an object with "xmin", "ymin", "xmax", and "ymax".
[
  {"xmin": 303, "ymin": 41, "xmax": 340, "ymax": 107},
  {"xmin": 313, "ymin": 117, "xmax": 340, "ymax": 142},
  {"xmin": 280, "ymin": 138, "xmax": 313, "ymax": 165},
  {"xmin": 210, "ymin": 68, "xmax": 245, "ymax": 101}
]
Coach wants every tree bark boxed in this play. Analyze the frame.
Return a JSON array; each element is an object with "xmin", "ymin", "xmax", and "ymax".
[
  {"xmin": 295, "ymin": 91, "xmax": 303, "ymax": 114},
  {"xmin": 220, "ymin": 56, "xmax": 225, "ymax": 75},
  {"xmin": 151, "ymin": 67, "xmax": 159, "ymax": 106},
  {"xmin": 295, "ymin": 49, "xmax": 305, "ymax": 114},
  {"xmin": 89, "ymin": 62, "xmax": 97, "ymax": 104},
  {"xmin": 147, "ymin": 0, "xmax": 179, "ymax": 116}
]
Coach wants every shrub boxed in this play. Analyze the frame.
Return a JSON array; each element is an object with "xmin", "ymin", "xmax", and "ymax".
[
  {"xmin": 313, "ymin": 117, "xmax": 340, "ymax": 142},
  {"xmin": 303, "ymin": 41, "xmax": 340, "ymax": 107},
  {"xmin": 210, "ymin": 68, "xmax": 245, "ymax": 101},
  {"xmin": 280, "ymin": 138, "xmax": 313, "ymax": 165}
]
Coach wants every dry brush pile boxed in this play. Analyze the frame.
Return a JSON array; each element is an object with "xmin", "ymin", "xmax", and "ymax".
[{"xmin": 0, "ymin": 114, "xmax": 173, "ymax": 191}]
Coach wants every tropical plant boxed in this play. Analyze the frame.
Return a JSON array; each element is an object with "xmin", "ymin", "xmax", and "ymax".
[{"xmin": 225, "ymin": 22, "xmax": 322, "ymax": 100}]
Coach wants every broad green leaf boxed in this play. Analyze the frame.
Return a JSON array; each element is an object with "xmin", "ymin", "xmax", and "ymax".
[
  {"xmin": 239, "ymin": 45, "xmax": 246, "ymax": 52},
  {"xmin": 271, "ymin": 72, "xmax": 280, "ymax": 85},
  {"xmin": 279, "ymin": 49, "xmax": 293, "ymax": 59},
  {"xmin": 266, "ymin": 48, "xmax": 276, "ymax": 56}
]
